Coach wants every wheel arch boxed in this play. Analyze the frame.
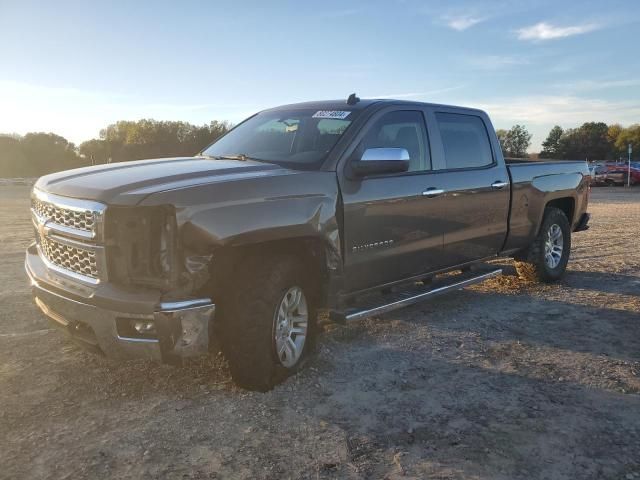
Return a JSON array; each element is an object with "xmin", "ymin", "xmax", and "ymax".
[
  {"xmin": 545, "ymin": 197, "xmax": 575, "ymax": 225},
  {"xmin": 204, "ymin": 236, "xmax": 334, "ymax": 306}
]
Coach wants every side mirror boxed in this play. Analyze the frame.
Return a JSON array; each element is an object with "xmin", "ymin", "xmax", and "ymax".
[{"xmin": 351, "ymin": 148, "xmax": 410, "ymax": 176}]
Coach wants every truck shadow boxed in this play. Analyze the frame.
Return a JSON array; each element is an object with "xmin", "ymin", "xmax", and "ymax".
[
  {"xmin": 395, "ymin": 285, "xmax": 640, "ymax": 364},
  {"xmin": 564, "ymin": 269, "xmax": 640, "ymax": 296}
]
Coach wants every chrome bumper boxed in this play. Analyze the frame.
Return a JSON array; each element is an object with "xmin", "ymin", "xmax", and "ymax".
[{"xmin": 25, "ymin": 244, "xmax": 215, "ymax": 363}]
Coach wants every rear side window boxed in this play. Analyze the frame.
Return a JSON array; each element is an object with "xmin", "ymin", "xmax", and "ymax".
[{"xmin": 436, "ymin": 112, "xmax": 493, "ymax": 169}]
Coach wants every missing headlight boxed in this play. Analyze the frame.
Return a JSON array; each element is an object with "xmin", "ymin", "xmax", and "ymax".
[{"xmin": 106, "ymin": 205, "xmax": 179, "ymax": 289}]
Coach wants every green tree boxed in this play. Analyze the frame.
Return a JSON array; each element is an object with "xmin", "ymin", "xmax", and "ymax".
[
  {"xmin": 79, "ymin": 139, "xmax": 109, "ymax": 164},
  {"xmin": 539, "ymin": 125, "xmax": 563, "ymax": 158},
  {"xmin": 0, "ymin": 118, "xmax": 232, "ymax": 177},
  {"xmin": 0, "ymin": 132, "xmax": 86, "ymax": 177},
  {"xmin": 20, "ymin": 133, "xmax": 84, "ymax": 175},
  {"xmin": 614, "ymin": 124, "xmax": 640, "ymax": 161},
  {"xmin": 557, "ymin": 122, "xmax": 611, "ymax": 160},
  {"xmin": 99, "ymin": 119, "xmax": 232, "ymax": 162},
  {"xmin": 501, "ymin": 125, "xmax": 532, "ymax": 158}
]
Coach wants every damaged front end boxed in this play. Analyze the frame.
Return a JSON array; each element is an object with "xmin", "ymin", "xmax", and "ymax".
[
  {"xmin": 26, "ymin": 200, "xmax": 217, "ymax": 364},
  {"xmin": 99, "ymin": 205, "xmax": 216, "ymax": 362},
  {"xmin": 105, "ymin": 205, "xmax": 213, "ymax": 296}
]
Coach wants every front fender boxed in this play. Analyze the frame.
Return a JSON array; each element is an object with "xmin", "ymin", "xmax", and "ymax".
[{"xmin": 139, "ymin": 170, "xmax": 342, "ymax": 261}]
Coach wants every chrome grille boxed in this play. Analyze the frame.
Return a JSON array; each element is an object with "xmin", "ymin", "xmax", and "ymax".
[
  {"xmin": 31, "ymin": 189, "xmax": 107, "ymax": 284},
  {"xmin": 39, "ymin": 235, "xmax": 99, "ymax": 279},
  {"xmin": 32, "ymin": 196, "xmax": 95, "ymax": 233}
]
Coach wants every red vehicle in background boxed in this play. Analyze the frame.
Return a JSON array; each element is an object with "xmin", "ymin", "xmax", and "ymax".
[
  {"xmin": 589, "ymin": 163, "xmax": 639, "ymax": 186},
  {"xmin": 605, "ymin": 163, "xmax": 640, "ymax": 185},
  {"xmin": 590, "ymin": 165, "xmax": 624, "ymax": 186}
]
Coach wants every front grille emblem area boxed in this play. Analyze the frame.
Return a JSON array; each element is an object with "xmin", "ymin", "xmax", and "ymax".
[
  {"xmin": 30, "ymin": 189, "xmax": 107, "ymax": 284},
  {"xmin": 36, "ymin": 216, "xmax": 52, "ymax": 241}
]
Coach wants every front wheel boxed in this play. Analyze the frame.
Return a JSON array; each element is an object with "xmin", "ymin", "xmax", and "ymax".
[
  {"xmin": 219, "ymin": 254, "xmax": 316, "ymax": 391},
  {"xmin": 515, "ymin": 207, "xmax": 571, "ymax": 283}
]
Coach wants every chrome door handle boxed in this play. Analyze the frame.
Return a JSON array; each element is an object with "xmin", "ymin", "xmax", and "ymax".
[
  {"xmin": 422, "ymin": 188, "xmax": 445, "ymax": 197},
  {"xmin": 491, "ymin": 181, "xmax": 508, "ymax": 190}
]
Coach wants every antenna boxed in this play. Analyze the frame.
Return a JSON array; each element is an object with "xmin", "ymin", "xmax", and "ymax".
[{"xmin": 346, "ymin": 93, "xmax": 360, "ymax": 105}]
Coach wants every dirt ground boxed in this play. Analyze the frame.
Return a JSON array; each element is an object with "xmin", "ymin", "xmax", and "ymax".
[{"xmin": 1, "ymin": 185, "xmax": 639, "ymax": 480}]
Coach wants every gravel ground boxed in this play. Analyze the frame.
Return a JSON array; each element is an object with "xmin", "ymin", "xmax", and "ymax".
[{"xmin": 1, "ymin": 185, "xmax": 639, "ymax": 480}]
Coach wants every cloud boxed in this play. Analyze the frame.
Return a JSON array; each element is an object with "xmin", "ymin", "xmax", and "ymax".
[
  {"xmin": 516, "ymin": 22, "xmax": 599, "ymax": 41},
  {"xmin": 443, "ymin": 14, "xmax": 487, "ymax": 31},
  {"xmin": 473, "ymin": 95, "xmax": 640, "ymax": 149},
  {"xmin": 477, "ymin": 95, "xmax": 640, "ymax": 125}
]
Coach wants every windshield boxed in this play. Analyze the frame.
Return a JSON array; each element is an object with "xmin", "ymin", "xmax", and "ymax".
[{"xmin": 202, "ymin": 108, "xmax": 356, "ymax": 169}]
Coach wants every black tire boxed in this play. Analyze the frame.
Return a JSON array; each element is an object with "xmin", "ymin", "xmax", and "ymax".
[
  {"xmin": 514, "ymin": 207, "xmax": 571, "ymax": 283},
  {"xmin": 218, "ymin": 254, "xmax": 317, "ymax": 391}
]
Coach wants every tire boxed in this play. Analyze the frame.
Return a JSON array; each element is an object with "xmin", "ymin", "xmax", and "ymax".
[
  {"xmin": 515, "ymin": 207, "xmax": 571, "ymax": 283},
  {"xmin": 218, "ymin": 254, "xmax": 317, "ymax": 391}
]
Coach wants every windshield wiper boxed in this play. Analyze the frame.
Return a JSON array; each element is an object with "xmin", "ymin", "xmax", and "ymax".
[{"xmin": 202, "ymin": 153, "xmax": 264, "ymax": 162}]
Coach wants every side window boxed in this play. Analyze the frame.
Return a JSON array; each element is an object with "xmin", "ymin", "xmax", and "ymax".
[
  {"xmin": 356, "ymin": 111, "xmax": 429, "ymax": 172},
  {"xmin": 435, "ymin": 112, "xmax": 494, "ymax": 169}
]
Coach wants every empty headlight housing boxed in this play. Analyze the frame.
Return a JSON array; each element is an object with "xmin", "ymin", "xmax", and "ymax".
[{"xmin": 106, "ymin": 205, "xmax": 179, "ymax": 289}]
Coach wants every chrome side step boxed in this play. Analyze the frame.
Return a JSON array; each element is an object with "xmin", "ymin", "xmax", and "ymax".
[{"xmin": 330, "ymin": 268, "xmax": 502, "ymax": 323}]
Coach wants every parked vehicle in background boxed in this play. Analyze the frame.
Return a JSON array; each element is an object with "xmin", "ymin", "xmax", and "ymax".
[
  {"xmin": 589, "ymin": 163, "xmax": 639, "ymax": 186},
  {"xmin": 622, "ymin": 165, "xmax": 640, "ymax": 185},
  {"xmin": 604, "ymin": 163, "xmax": 639, "ymax": 185},
  {"xmin": 25, "ymin": 96, "xmax": 591, "ymax": 391},
  {"xmin": 595, "ymin": 166, "xmax": 627, "ymax": 186}
]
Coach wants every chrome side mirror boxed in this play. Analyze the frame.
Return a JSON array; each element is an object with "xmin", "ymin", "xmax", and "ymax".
[{"xmin": 351, "ymin": 148, "xmax": 410, "ymax": 176}]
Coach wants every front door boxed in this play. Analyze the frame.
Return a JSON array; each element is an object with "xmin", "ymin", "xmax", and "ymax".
[{"xmin": 339, "ymin": 109, "xmax": 448, "ymax": 292}]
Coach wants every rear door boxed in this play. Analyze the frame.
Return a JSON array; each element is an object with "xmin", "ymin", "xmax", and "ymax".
[
  {"xmin": 339, "ymin": 108, "xmax": 449, "ymax": 292},
  {"xmin": 425, "ymin": 109, "xmax": 510, "ymax": 266}
]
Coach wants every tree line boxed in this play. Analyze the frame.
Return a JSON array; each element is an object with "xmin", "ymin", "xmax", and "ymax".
[
  {"xmin": 2, "ymin": 118, "xmax": 639, "ymax": 177},
  {"xmin": 493, "ymin": 122, "xmax": 638, "ymax": 160},
  {"xmin": 0, "ymin": 119, "xmax": 231, "ymax": 177},
  {"xmin": 538, "ymin": 122, "xmax": 639, "ymax": 160}
]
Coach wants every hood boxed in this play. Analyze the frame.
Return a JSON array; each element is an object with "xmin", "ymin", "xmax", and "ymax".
[{"xmin": 35, "ymin": 157, "xmax": 289, "ymax": 205}]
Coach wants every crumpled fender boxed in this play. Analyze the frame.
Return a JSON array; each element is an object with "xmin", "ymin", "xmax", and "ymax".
[{"xmin": 138, "ymin": 169, "xmax": 343, "ymax": 263}]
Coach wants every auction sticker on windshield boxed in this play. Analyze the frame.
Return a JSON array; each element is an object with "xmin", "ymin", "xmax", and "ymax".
[{"xmin": 312, "ymin": 111, "xmax": 351, "ymax": 119}]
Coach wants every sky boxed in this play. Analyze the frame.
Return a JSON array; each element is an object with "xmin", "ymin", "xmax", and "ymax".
[{"xmin": 1, "ymin": 0, "xmax": 639, "ymax": 151}]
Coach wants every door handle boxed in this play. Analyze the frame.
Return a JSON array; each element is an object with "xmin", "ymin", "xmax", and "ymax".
[
  {"xmin": 491, "ymin": 181, "xmax": 508, "ymax": 190},
  {"xmin": 422, "ymin": 188, "xmax": 445, "ymax": 197}
]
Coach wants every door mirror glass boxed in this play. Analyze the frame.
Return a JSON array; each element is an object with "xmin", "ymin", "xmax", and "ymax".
[{"xmin": 351, "ymin": 148, "xmax": 410, "ymax": 176}]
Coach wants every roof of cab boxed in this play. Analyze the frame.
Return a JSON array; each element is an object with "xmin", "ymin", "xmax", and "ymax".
[{"xmin": 262, "ymin": 98, "xmax": 486, "ymax": 115}]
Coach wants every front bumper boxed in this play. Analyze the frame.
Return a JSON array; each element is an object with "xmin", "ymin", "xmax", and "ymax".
[{"xmin": 25, "ymin": 243, "xmax": 215, "ymax": 364}]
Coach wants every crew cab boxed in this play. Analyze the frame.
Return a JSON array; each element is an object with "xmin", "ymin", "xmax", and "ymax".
[{"xmin": 26, "ymin": 97, "xmax": 590, "ymax": 390}]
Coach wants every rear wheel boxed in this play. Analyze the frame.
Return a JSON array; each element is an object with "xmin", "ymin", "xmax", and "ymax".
[
  {"xmin": 515, "ymin": 207, "xmax": 571, "ymax": 283},
  {"xmin": 219, "ymin": 254, "xmax": 316, "ymax": 391}
]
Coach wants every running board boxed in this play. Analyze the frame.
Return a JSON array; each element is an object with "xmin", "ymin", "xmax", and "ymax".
[{"xmin": 330, "ymin": 268, "xmax": 502, "ymax": 323}]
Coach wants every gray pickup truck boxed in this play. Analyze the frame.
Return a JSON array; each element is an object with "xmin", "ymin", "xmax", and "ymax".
[{"xmin": 26, "ymin": 97, "xmax": 590, "ymax": 390}]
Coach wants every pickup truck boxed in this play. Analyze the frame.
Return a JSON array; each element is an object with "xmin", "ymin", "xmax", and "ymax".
[{"xmin": 25, "ymin": 97, "xmax": 591, "ymax": 391}]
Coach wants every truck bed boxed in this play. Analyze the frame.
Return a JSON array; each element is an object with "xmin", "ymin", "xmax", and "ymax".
[{"xmin": 503, "ymin": 159, "xmax": 590, "ymax": 253}]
